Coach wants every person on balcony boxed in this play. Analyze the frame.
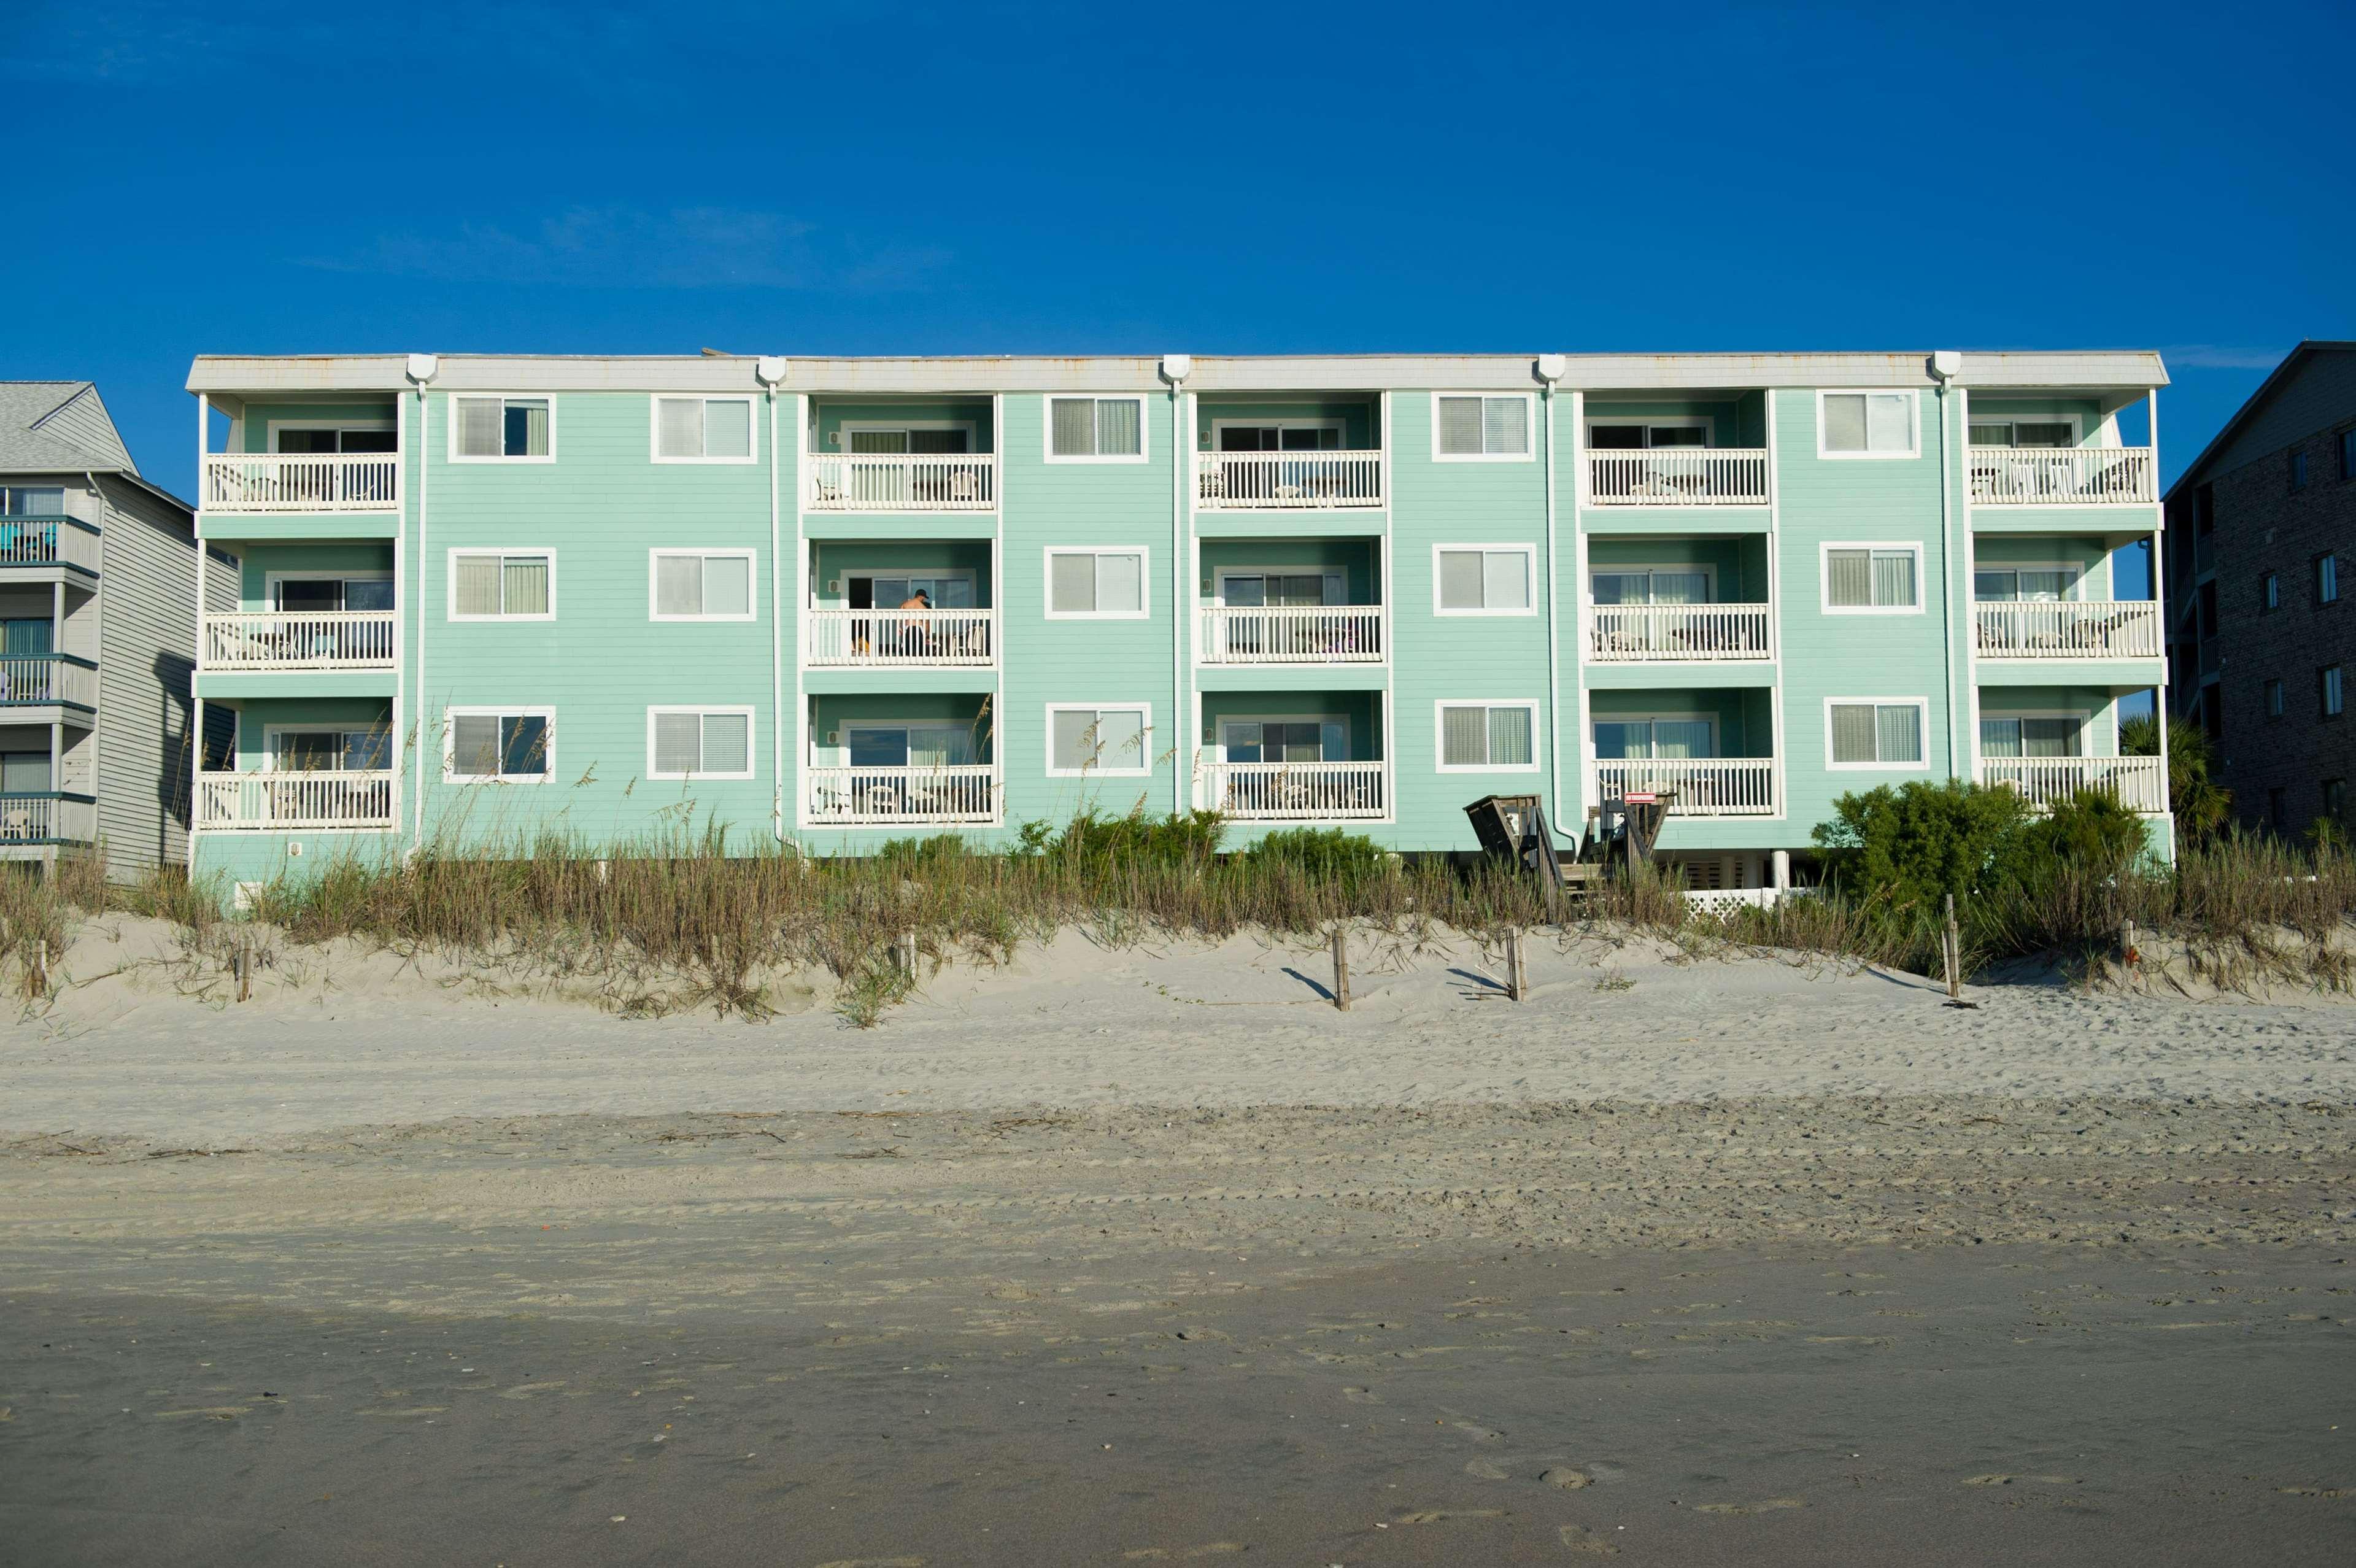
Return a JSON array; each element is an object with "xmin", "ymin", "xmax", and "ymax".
[{"xmin": 898, "ymin": 587, "xmax": 933, "ymax": 657}]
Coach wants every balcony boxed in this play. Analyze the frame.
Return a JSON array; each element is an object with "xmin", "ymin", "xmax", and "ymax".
[
  {"xmin": 0, "ymin": 655, "xmax": 98, "ymax": 709},
  {"xmin": 0, "ymin": 792, "xmax": 97, "ymax": 847},
  {"xmin": 805, "ymin": 608, "xmax": 995, "ymax": 668},
  {"xmin": 1586, "ymin": 449, "xmax": 1769, "ymax": 506},
  {"xmin": 1592, "ymin": 757, "xmax": 1778, "ymax": 817},
  {"xmin": 806, "ymin": 453, "xmax": 996, "ymax": 512},
  {"xmin": 1974, "ymin": 601, "xmax": 2161, "ymax": 660},
  {"xmin": 195, "ymin": 771, "xmax": 398, "ymax": 830},
  {"xmin": 1196, "ymin": 450, "xmax": 1383, "ymax": 511},
  {"xmin": 805, "ymin": 764, "xmax": 998, "ymax": 825},
  {"xmin": 1203, "ymin": 760, "xmax": 1388, "ymax": 821},
  {"xmin": 0, "ymin": 517, "xmax": 101, "ymax": 575},
  {"xmin": 1198, "ymin": 605, "xmax": 1383, "ymax": 665},
  {"xmin": 201, "ymin": 452, "xmax": 402, "ymax": 513},
  {"xmin": 201, "ymin": 611, "xmax": 398, "ymax": 671},
  {"xmin": 1968, "ymin": 447, "xmax": 2155, "ymax": 506},
  {"xmin": 1588, "ymin": 603, "xmax": 1770, "ymax": 663},
  {"xmin": 1977, "ymin": 755, "xmax": 2165, "ymax": 813}
]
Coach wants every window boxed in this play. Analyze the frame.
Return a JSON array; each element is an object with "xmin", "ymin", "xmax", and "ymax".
[
  {"xmin": 1593, "ymin": 717, "xmax": 1715, "ymax": 759},
  {"xmin": 1826, "ymin": 700, "xmax": 1928, "ymax": 768},
  {"xmin": 1215, "ymin": 421, "xmax": 1344, "ymax": 452},
  {"xmin": 652, "ymin": 396, "xmax": 755, "ymax": 462},
  {"xmin": 0, "ymin": 486, "xmax": 65, "ymax": 516},
  {"xmin": 1968, "ymin": 417, "xmax": 2076, "ymax": 447},
  {"xmin": 1972, "ymin": 566, "xmax": 2073, "ymax": 603},
  {"xmin": 1219, "ymin": 717, "xmax": 1344, "ymax": 763},
  {"xmin": 272, "ymin": 424, "xmax": 396, "ymax": 455},
  {"xmin": 1434, "ymin": 395, "xmax": 1532, "ymax": 458},
  {"xmin": 2319, "ymin": 554, "xmax": 2341, "ymax": 605},
  {"xmin": 266, "ymin": 726, "xmax": 391, "ymax": 773},
  {"xmin": 1217, "ymin": 571, "xmax": 1342, "ymax": 608},
  {"xmin": 2291, "ymin": 450, "xmax": 2310, "ymax": 492},
  {"xmin": 845, "ymin": 423, "xmax": 973, "ymax": 455},
  {"xmin": 2269, "ymin": 787, "xmax": 2287, "ymax": 830},
  {"xmin": 1046, "ymin": 704, "xmax": 1153, "ymax": 776},
  {"xmin": 2341, "ymin": 429, "xmax": 2356, "ymax": 481},
  {"xmin": 1046, "ymin": 396, "xmax": 1145, "ymax": 461},
  {"xmin": 1818, "ymin": 391, "xmax": 1917, "ymax": 457},
  {"xmin": 2328, "ymin": 779, "xmax": 2349, "ymax": 821},
  {"xmin": 2325, "ymin": 665, "xmax": 2345, "ymax": 719},
  {"xmin": 2267, "ymin": 678, "xmax": 2285, "ymax": 719},
  {"xmin": 1437, "ymin": 702, "xmax": 1538, "ymax": 771},
  {"xmin": 451, "ymin": 396, "xmax": 552, "ymax": 460},
  {"xmin": 1979, "ymin": 715, "xmax": 2082, "ymax": 757},
  {"xmin": 838, "ymin": 723, "xmax": 978, "ymax": 768},
  {"xmin": 1434, "ymin": 546, "xmax": 1534, "ymax": 614},
  {"xmin": 448, "ymin": 550, "xmax": 553, "ymax": 620},
  {"xmin": 651, "ymin": 550, "xmax": 755, "ymax": 620},
  {"xmin": 2265, "ymin": 573, "xmax": 2281, "ymax": 611},
  {"xmin": 1045, "ymin": 548, "xmax": 1146, "ymax": 617},
  {"xmin": 445, "ymin": 709, "xmax": 553, "ymax": 782},
  {"xmin": 1586, "ymin": 421, "xmax": 1707, "ymax": 450},
  {"xmin": 271, "ymin": 573, "xmax": 394, "ymax": 612},
  {"xmin": 0, "ymin": 749, "xmax": 50, "ymax": 793},
  {"xmin": 1824, "ymin": 544, "xmax": 1921, "ymax": 611},
  {"xmin": 647, "ymin": 708, "xmax": 753, "ymax": 779},
  {"xmin": 1591, "ymin": 567, "xmax": 1712, "ymax": 605}
]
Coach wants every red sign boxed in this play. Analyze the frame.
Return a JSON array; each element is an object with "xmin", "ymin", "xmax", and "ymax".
[{"xmin": 1623, "ymin": 792, "xmax": 1659, "ymax": 804}]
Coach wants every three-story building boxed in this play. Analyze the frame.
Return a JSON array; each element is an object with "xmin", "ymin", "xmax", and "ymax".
[{"xmin": 185, "ymin": 350, "xmax": 2171, "ymax": 899}]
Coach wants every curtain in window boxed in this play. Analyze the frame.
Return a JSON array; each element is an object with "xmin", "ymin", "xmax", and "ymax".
[
  {"xmin": 1, "ymin": 487, "xmax": 65, "ymax": 515},
  {"xmin": 1974, "ymin": 570, "xmax": 2017, "ymax": 602},
  {"xmin": 1050, "ymin": 400, "xmax": 1095, "ymax": 457},
  {"xmin": 2021, "ymin": 717, "xmax": 2079, "ymax": 757},
  {"xmin": 1483, "ymin": 397, "xmax": 1528, "ymax": 455},
  {"xmin": 1979, "ymin": 717, "xmax": 2022, "ymax": 757},
  {"xmin": 1051, "ymin": 552, "xmax": 1097, "ymax": 612},
  {"xmin": 0, "ymin": 751, "xmax": 50, "ymax": 793},
  {"xmin": 1827, "ymin": 550, "xmax": 1871, "ymax": 607},
  {"xmin": 1095, "ymin": 552, "xmax": 1142, "ymax": 614},
  {"xmin": 1052, "ymin": 709, "xmax": 1099, "ymax": 770},
  {"xmin": 1437, "ymin": 397, "xmax": 1484, "ymax": 455},
  {"xmin": 2013, "ymin": 422, "xmax": 2072, "ymax": 448},
  {"xmin": 1589, "ymin": 572, "xmax": 1636, "ymax": 605},
  {"xmin": 1095, "ymin": 399, "xmax": 1141, "ymax": 456},
  {"xmin": 457, "ymin": 399, "xmax": 503, "ymax": 458},
  {"xmin": 850, "ymin": 429, "xmax": 909, "ymax": 454},
  {"xmin": 907, "ymin": 726, "xmax": 973, "ymax": 768},
  {"xmin": 1224, "ymin": 722, "xmax": 1263, "ymax": 763},
  {"xmin": 1872, "ymin": 552, "xmax": 1916, "ymax": 608},
  {"xmin": 2017, "ymin": 570, "xmax": 2068, "ymax": 602},
  {"xmin": 655, "ymin": 555, "xmax": 703, "ymax": 616},
  {"xmin": 503, "ymin": 557, "xmax": 549, "ymax": 616},
  {"xmin": 654, "ymin": 711, "xmax": 702, "ymax": 774},
  {"xmin": 1823, "ymin": 396, "xmax": 1868, "ymax": 452},
  {"xmin": 1318, "ymin": 721, "xmax": 1347, "ymax": 762},
  {"xmin": 452, "ymin": 714, "xmax": 501, "ymax": 776},
  {"xmin": 1487, "ymin": 706, "xmax": 1533, "ymax": 767},
  {"xmin": 1875, "ymin": 705, "xmax": 1922, "ymax": 764},
  {"xmin": 344, "ymin": 728, "xmax": 392, "ymax": 771},
  {"xmin": 909, "ymin": 428, "xmax": 968, "ymax": 454},
  {"xmin": 1651, "ymin": 571, "xmax": 1708, "ymax": 606},
  {"xmin": 344, "ymin": 578, "xmax": 396, "ymax": 612},
  {"xmin": 1830, "ymin": 705, "xmax": 1877, "ymax": 763},
  {"xmin": 1483, "ymin": 550, "xmax": 1529, "ymax": 611},
  {"xmin": 507, "ymin": 401, "xmax": 550, "ymax": 457},
  {"xmin": 1593, "ymin": 722, "xmax": 1644, "ymax": 760},
  {"xmin": 701, "ymin": 555, "xmax": 751, "ymax": 617},
  {"xmin": 501, "ymin": 716, "xmax": 549, "ymax": 777},
  {"xmin": 455, "ymin": 555, "xmax": 503, "ymax": 616},
  {"xmin": 703, "ymin": 713, "xmax": 749, "ymax": 773},
  {"xmin": 658, "ymin": 398, "xmax": 703, "ymax": 458},
  {"xmin": 1969, "ymin": 423, "xmax": 2010, "ymax": 446},
  {"xmin": 1442, "ymin": 705, "xmax": 1487, "ymax": 766},
  {"xmin": 1439, "ymin": 550, "xmax": 1486, "ymax": 610},
  {"xmin": 1866, "ymin": 394, "xmax": 1910, "ymax": 452},
  {"xmin": 705, "ymin": 400, "xmax": 752, "ymax": 458},
  {"xmin": 1654, "ymin": 720, "xmax": 1711, "ymax": 759},
  {"xmin": 1, "ymin": 618, "xmax": 53, "ymax": 657}
]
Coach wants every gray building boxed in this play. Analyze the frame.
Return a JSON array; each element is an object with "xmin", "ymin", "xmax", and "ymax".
[
  {"xmin": 2165, "ymin": 342, "xmax": 2356, "ymax": 838},
  {"xmin": 1, "ymin": 381, "xmax": 229, "ymax": 878}
]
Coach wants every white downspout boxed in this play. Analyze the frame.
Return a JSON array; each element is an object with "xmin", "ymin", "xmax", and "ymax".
[
  {"xmin": 191, "ymin": 395, "xmax": 207, "ymax": 854},
  {"xmin": 757, "ymin": 358, "xmax": 787, "ymax": 843},
  {"xmin": 1536, "ymin": 355, "xmax": 1566, "ymax": 830},
  {"xmin": 2147, "ymin": 386, "xmax": 2171, "ymax": 844},
  {"xmin": 406, "ymin": 355, "xmax": 438, "ymax": 848},
  {"xmin": 1929, "ymin": 352, "xmax": 1962, "ymax": 779},
  {"xmin": 1162, "ymin": 355, "xmax": 1192, "ymax": 816}
]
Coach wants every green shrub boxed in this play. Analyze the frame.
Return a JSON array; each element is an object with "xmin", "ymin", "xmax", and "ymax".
[
  {"xmin": 1812, "ymin": 780, "xmax": 2033, "ymax": 915},
  {"xmin": 2020, "ymin": 789, "xmax": 2149, "ymax": 878},
  {"xmin": 1046, "ymin": 808, "xmax": 1226, "ymax": 870},
  {"xmin": 1242, "ymin": 828, "xmax": 1388, "ymax": 890}
]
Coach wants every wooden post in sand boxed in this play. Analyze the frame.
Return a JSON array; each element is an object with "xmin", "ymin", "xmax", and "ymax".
[
  {"xmin": 1330, "ymin": 924, "xmax": 1351, "ymax": 1011},
  {"xmin": 33, "ymin": 939, "xmax": 47, "ymax": 995},
  {"xmin": 1942, "ymin": 894, "xmax": 1961, "ymax": 1002},
  {"xmin": 236, "ymin": 933, "xmax": 252, "ymax": 1003},
  {"xmin": 893, "ymin": 929, "xmax": 918, "ymax": 978},
  {"xmin": 1507, "ymin": 927, "xmax": 1528, "ymax": 1002}
]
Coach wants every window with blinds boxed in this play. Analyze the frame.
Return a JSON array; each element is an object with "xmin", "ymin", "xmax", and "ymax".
[
  {"xmin": 648, "ymin": 709, "xmax": 752, "ymax": 779},
  {"xmin": 1045, "ymin": 550, "xmax": 1146, "ymax": 617},
  {"xmin": 453, "ymin": 396, "xmax": 551, "ymax": 459},
  {"xmin": 1435, "ymin": 395, "xmax": 1531, "ymax": 457},
  {"xmin": 1979, "ymin": 716, "xmax": 2082, "ymax": 758},
  {"xmin": 450, "ymin": 552, "xmax": 552, "ymax": 619},
  {"xmin": 1046, "ymin": 705, "xmax": 1151, "ymax": 775},
  {"xmin": 446, "ymin": 710, "xmax": 552, "ymax": 781},
  {"xmin": 1435, "ymin": 547, "xmax": 1534, "ymax": 613},
  {"xmin": 1819, "ymin": 392, "xmax": 1915, "ymax": 456},
  {"xmin": 650, "ymin": 551, "xmax": 754, "ymax": 620},
  {"xmin": 1047, "ymin": 397, "xmax": 1145, "ymax": 459},
  {"xmin": 653, "ymin": 397, "xmax": 755, "ymax": 462},
  {"xmin": 1824, "ymin": 546, "xmax": 1918, "ymax": 610},
  {"xmin": 1828, "ymin": 702, "xmax": 1925, "ymax": 767},
  {"xmin": 1438, "ymin": 703, "xmax": 1537, "ymax": 770}
]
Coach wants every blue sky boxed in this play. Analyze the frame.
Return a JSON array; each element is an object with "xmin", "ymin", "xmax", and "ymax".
[{"xmin": 2, "ymin": 0, "xmax": 2348, "ymax": 514}]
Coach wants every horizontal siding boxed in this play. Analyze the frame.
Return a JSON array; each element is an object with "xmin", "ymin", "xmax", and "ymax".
[{"xmin": 95, "ymin": 477, "xmax": 201, "ymax": 878}]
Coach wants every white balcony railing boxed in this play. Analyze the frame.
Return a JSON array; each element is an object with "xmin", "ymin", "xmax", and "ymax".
[
  {"xmin": 0, "ymin": 655, "xmax": 98, "ymax": 709},
  {"xmin": 196, "ymin": 771, "xmax": 398, "ymax": 830},
  {"xmin": 1968, "ymin": 446, "xmax": 2155, "ymax": 506},
  {"xmin": 1196, "ymin": 451, "xmax": 1383, "ymax": 509},
  {"xmin": 1198, "ymin": 605, "xmax": 1385, "ymax": 664},
  {"xmin": 804, "ymin": 608, "xmax": 995, "ymax": 666},
  {"xmin": 1588, "ymin": 603, "xmax": 1771, "ymax": 662},
  {"xmin": 1592, "ymin": 757, "xmax": 1778, "ymax": 817},
  {"xmin": 0, "ymin": 518, "xmax": 102, "ymax": 574},
  {"xmin": 805, "ymin": 765, "xmax": 998, "ymax": 825},
  {"xmin": 0, "ymin": 793, "xmax": 98, "ymax": 845},
  {"xmin": 1974, "ymin": 600, "xmax": 2161, "ymax": 660},
  {"xmin": 201, "ymin": 452, "xmax": 402, "ymax": 512},
  {"xmin": 806, "ymin": 454, "xmax": 997, "ymax": 512},
  {"xmin": 1586, "ymin": 449, "xmax": 1769, "ymax": 506},
  {"xmin": 202, "ymin": 611, "xmax": 398, "ymax": 671},
  {"xmin": 1204, "ymin": 760, "xmax": 1388, "ymax": 821},
  {"xmin": 1977, "ymin": 755, "xmax": 2166, "ymax": 813}
]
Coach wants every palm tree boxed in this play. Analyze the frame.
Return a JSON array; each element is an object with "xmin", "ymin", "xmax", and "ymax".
[{"xmin": 2120, "ymin": 714, "xmax": 2232, "ymax": 841}]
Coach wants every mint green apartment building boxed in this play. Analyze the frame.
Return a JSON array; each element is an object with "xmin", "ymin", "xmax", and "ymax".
[{"xmin": 185, "ymin": 350, "xmax": 2171, "ymax": 898}]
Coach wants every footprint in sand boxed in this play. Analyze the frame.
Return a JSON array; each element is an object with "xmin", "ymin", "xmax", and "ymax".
[
  {"xmin": 1391, "ymin": 1508, "xmax": 1503, "ymax": 1524},
  {"xmin": 1694, "ymin": 1497, "xmax": 1806, "ymax": 1514},
  {"xmin": 814, "ymin": 1558, "xmax": 925, "ymax": 1568},
  {"xmin": 1464, "ymin": 1458, "xmax": 1512, "ymax": 1480},
  {"xmin": 1963, "ymin": 1475, "xmax": 2080, "ymax": 1487},
  {"xmin": 1342, "ymin": 1386, "xmax": 1381, "ymax": 1404},
  {"xmin": 1541, "ymin": 1467, "xmax": 1594, "ymax": 1490},
  {"xmin": 1559, "ymin": 1523, "xmax": 1619, "ymax": 1554},
  {"xmin": 1122, "ymin": 1546, "xmax": 1246, "ymax": 1561},
  {"xmin": 2275, "ymin": 1486, "xmax": 2350, "ymax": 1498}
]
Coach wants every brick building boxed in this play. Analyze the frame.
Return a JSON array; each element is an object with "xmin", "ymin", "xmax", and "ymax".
[{"xmin": 2165, "ymin": 342, "xmax": 2356, "ymax": 837}]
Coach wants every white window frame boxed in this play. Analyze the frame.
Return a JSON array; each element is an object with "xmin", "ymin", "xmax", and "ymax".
[
  {"xmin": 264, "ymin": 569, "xmax": 395, "ymax": 611},
  {"xmin": 1043, "ymin": 702, "xmax": 1156, "ymax": 778},
  {"xmin": 1212, "ymin": 713, "xmax": 1351, "ymax": 764},
  {"xmin": 832, "ymin": 566, "xmax": 979, "ymax": 608},
  {"xmin": 1966, "ymin": 412, "xmax": 2085, "ymax": 447},
  {"xmin": 1589, "ymin": 712, "xmax": 1720, "ymax": 761},
  {"xmin": 1434, "ymin": 700, "xmax": 1542, "ymax": 774},
  {"xmin": 1820, "ymin": 541, "xmax": 1925, "ymax": 616},
  {"xmin": 1970, "ymin": 560, "xmax": 2081, "ymax": 603},
  {"xmin": 1584, "ymin": 415, "xmax": 1711, "ymax": 448},
  {"xmin": 834, "ymin": 419, "xmax": 979, "ymax": 456},
  {"xmin": 648, "ymin": 549, "xmax": 759, "ymax": 622},
  {"xmin": 259, "ymin": 722, "xmax": 392, "ymax": 773},
  {"xmin": 649, "ymin": 395, "xmax": 760, "ymax": 465},
  {"xmin": 1430, "ymin": 392, "xmax": 1537, "ymax": 462},
  {"xmin": 1206, "ymin": 416, "xmax": 1350, "ymax": 452},
  {"xmin": 1823, "ymin": 697, "xmax": 1932, "ymax": 772},
  {"xmin": 1815, "ymin": 389, "xmax": 1920, "ymax": 460},
  {"xmin": 265, "ymin": 417, "xmax": 397, "ymax": 454},
  {"xmin": 645, "ymin": 706, "xmax": 757, "ymax": 781},
  {"xmin": 1432, "ymin": 543, "xmax": 1538, "ymax": 617},
  {"xmin": 1209, "ymin": 565, "xmax": 1350, "ymax": 608},
  {"xmin": 1586, "ymin": 562, "xmax": 1720, "ymax": 604},
  {"xmin": 447, "ymin": 393, "xmax": 557, "ymax": 464},
  {"xmin": 445, "ymin": 549, "xmax": 557, "ymax": 622},
  {"xmin": 821, "ymin": 719, "xmax": 986, "ymax": 768},
  {"xmin": 1042, "ymin": 395, "xmax": 1151, "ymax": 464},
  {"xmin": 442, "ymin": 706, "xmax": 557, "ymax": 784},
  {"xmin": 1043, "ymin": 546, "xmax": 1150, "ymax": 620},
  {"xmin": 1976, "ymin": 709, "xmax": 2091, "ymax": 760}
]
